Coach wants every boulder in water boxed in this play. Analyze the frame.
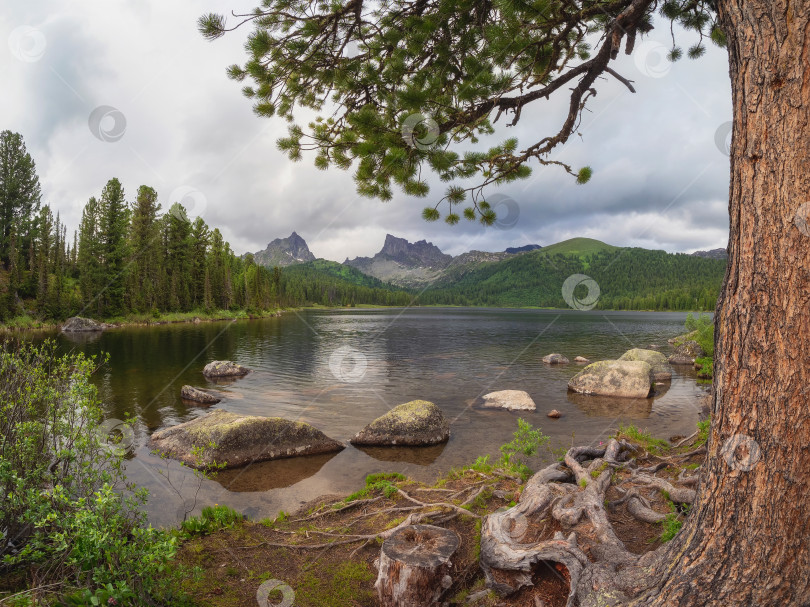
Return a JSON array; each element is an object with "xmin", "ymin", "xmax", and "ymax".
[
  {"xmin": 202, "ymin": 360, "xmax": 250, "ymax": 378},
  {"xmin": 180, "ymin": 385, "xmax": 221, "ymax": 404},
  {"xmin": 568, "ymin": 360, "xmax": 654, "ymax": 398},
  {"xmin": 618, "ymin": 348, "xmax": 673, "ymax": 381},
  {"xmin": 574, "ymin": 356, "xmax": 591, "ymax": 363},
  {"xmin": 350, "ymin": 400, "xmax": 450, "ymax": 446},
  {"xmin": 481, "ymin": 390, "xmax": 536, "ymax": 411},
  {"xmin": 149, "ymin": 409, "xmax": 344, "ymax": 469},
  {"xmin": 542, "ymin": 353, "xmax": 569, "ymax": 364},
  {"xmin": 61, "ymin": 317, "xmax": 104, "ymax": 333}
]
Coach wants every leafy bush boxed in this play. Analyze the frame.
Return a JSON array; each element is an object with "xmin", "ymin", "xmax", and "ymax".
[
  {"xmin": 496, "ymin": 418, "xmax": 549, "ymax": 480},
  {"xmin": 685, "ymin": 312, "xmax": 714, "ymax": 357},
  {"xmin": 0, "ymin": 341, "xmax": 177, "ymax": 604}
]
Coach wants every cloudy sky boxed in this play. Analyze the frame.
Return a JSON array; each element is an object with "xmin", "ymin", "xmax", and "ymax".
[{"xmin": 2, "ymin": 1, "xmax": 732, "ymax": 261}]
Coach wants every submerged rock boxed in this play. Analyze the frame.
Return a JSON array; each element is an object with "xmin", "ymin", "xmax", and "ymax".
[
  {"xmin": 668, "ymin": 340, "xmax": 705, "ymax": 365},
  {"xmin": 481, "ymin": 390, "xmax": 536, "ymax": 411},
  {"xmin": 350, "ymin": 400, "xmax": 450, "ymax": 446},
  {"xmin": 180, "ymin": 385, "xmax": 221, "ymax": 404},
  {"xmin": 567, "ymin": 360, "xmax": 654, "ymax": 399},
  {"xmin": 574, "ymin": 356, "xmax": 591, "ymax": 363},
  {"xmin": 547, "ymin": 409, "xmax": 562, "ymax": 418},
  {"xmin": 542, "ymin": 353, "xmax": 569, "ymax": 364},
  {"xmin": 61, "ymin": 316, "xmax": 104, "ymax": 332},
  {"xmin": 149, "ymin": 409, "xmax": 344, "ymax": 469},
  {"xmin": 618, "ymin": 348, "xmax": 673, "ymax": 381},
  {"xmin": 202, "ymin": 360, "xmax": 250, "ymax": 378}
]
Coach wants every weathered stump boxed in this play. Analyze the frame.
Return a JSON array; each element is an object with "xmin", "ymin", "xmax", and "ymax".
[{"xmin": 374, "ymin": 524, "xmax": 460, "ymax": 607}]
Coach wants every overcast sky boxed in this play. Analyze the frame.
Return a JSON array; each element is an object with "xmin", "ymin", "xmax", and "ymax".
[{"xmin": 2, "ymin": 2, "xmax": 732, "ymax": 261}]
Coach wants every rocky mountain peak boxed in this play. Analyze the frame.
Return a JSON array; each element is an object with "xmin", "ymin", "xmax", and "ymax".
[{"xmin": 252, "ymin": 232, "xmax": 316, "ymax": 268}]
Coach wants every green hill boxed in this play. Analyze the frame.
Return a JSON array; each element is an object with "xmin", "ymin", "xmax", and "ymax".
[
  {"xmin": 416, "ymin": 245, "xmax": 724, "ymax": 310},
  {"xmin": 538, "ymin": 237, "xmax": 619, "ymax": 259}
]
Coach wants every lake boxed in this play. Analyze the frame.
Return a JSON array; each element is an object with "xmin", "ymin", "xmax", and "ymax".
[{"xmin": 48, "ymin": 308, "xmax": 708, "ymax": 526}]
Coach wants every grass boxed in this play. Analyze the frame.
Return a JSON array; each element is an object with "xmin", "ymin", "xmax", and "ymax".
[
  {"xmin": 614, "ymin": 424, "xmax": 670, "ymax": 454},
  {"xmin": 343, "ymin": 472, "xmax": 406, "ymax": 502},
  {"xmin": 695, "ymin": 418, "xmax": 711, "ymax": 446},
  {"xmin": 659, "ymin": 513, "xmax": 683, "ymax": 542}
]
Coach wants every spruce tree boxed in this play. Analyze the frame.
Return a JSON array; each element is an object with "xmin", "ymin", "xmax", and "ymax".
[
  {"xmin": 97, "ymin": 178, "xmax": 130, "ymax": 316},
  {"xmin": 0, "ymin": 131, "xmax": 41, "ymax": 269},
  {"xmin": 128, "ymin": 185, "xmax": 161, "ymax": 312}
]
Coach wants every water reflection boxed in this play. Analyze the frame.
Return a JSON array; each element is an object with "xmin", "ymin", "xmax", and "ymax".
[
  {"xmin": 213, "ymin": 452, "xmax": 340, "ymax": 492},
  {"xmin": 354, "ymin": 443, "xmax": 447, "ymax": 465}
]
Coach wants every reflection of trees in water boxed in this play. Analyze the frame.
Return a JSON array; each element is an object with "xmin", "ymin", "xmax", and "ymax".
[{"xmin": 213, "ymin": 451, "xmax": 340, "ymax": 492}]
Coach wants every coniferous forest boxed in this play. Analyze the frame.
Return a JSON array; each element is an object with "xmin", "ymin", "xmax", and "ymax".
[{"xmin": 0, "ymin": 129, "xmax": 722, "ymax": 324}]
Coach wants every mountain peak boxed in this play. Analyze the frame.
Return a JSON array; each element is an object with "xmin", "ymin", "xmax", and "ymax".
[{"xmin": 253, "ymin": 232, "xmax": 315, "ymax": 268}]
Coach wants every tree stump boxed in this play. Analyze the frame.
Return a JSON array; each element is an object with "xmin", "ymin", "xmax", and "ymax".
[{"xmin": 374, "ymin": 524, "xmax": 460, "ymax": 607}]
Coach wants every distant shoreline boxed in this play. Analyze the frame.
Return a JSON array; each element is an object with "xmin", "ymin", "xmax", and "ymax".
[{"xmin": 0, "ymin": 305, "xmax": 711, "ymax": 336}]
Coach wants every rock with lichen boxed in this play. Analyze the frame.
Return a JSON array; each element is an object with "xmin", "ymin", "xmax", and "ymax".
[
  {"xmin": 149, "ymin": 409, "xmax": 344, "ymax": 469},
  {"xmin": 180, "ymin": 385, "xmax": 221, "ymax": 404},
  {"xmin": 350, "ymin": 400, "xmax": 450, "ymax": 446},
  {"xmin": 202, "ymin": 360, "xmax": 250, "ymax": 378},
  {"xmin": 481, "ymin": 390, "xmax": 536, "ymax": 411},
  {"xmin": 618, "ymin": 348, "xmax": 673, "ymax": 381},
  {"xmin": 567, "ymin": 360, "xmax": 654, "ymax": 399}
]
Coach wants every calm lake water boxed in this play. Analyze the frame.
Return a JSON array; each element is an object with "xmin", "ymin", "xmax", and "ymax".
[{"xmin": 46, "ymin": 308, "xmax": 707, "ymax": 526}]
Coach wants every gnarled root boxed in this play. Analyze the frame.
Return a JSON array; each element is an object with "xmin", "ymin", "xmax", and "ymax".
[{"xmin": 480, "ymin": 438, "xmax": 696, "ymax": 606}]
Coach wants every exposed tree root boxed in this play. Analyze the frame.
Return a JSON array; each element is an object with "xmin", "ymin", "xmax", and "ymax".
[{"xmin": 480, "ymin": 438, "xmax": 699, "ymax": 606}]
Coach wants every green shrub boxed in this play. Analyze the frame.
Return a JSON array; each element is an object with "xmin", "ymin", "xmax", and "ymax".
[
  {"xmin": 0, "ymin": 341, "xmax": 177, "ymax": 604},
  {"xmin": 497, "ymin": 419, "xmax": 549, "ymax": 480},
  {"xmin": 685, "ymin": 312, "xmax": 714, "ymax": 357}
]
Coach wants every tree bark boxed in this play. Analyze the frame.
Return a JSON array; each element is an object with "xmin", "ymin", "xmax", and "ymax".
[
  {"xmin": 642, "ymin": 1, "xmax": 810, "ymax": 604},
  {"xmin": 374, "ymin": 524, "xmax": 460, "ymax": 607}
]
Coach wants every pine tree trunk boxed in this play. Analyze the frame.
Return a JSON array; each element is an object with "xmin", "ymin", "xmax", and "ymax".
[{"xmin": 646, "ymin": 1, "xmax": 810, "ymax": 604}]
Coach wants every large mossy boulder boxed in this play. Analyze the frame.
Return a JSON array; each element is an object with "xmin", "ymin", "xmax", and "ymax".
[
  {"xmin": 481, "ymin": 390, "xmax": 536, "ymax": 411},
  {"xmin": 202, "ymin": 360, "xmax": 250, "ymax": 378},
  {"xmin": 618, "ymin": 348, "xmax": 673, "ymax": 381},
  {"xmin": 150, "ymin": 409, "xmax": 344, "ymax": 469},
  {"xmin": 61, "ymin": 317, "xmax": 104, "ymax": 332},
  {"xmin": 350, "ymin": 400, "xmax": 450, "ymax": 446},
  {"xmin": 568, "ymin": 360, "xmax": 654, "ymax": 398},
  {"xmin": 668, "ymin": 340, "xmax": 705, "ymax": 365}
]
